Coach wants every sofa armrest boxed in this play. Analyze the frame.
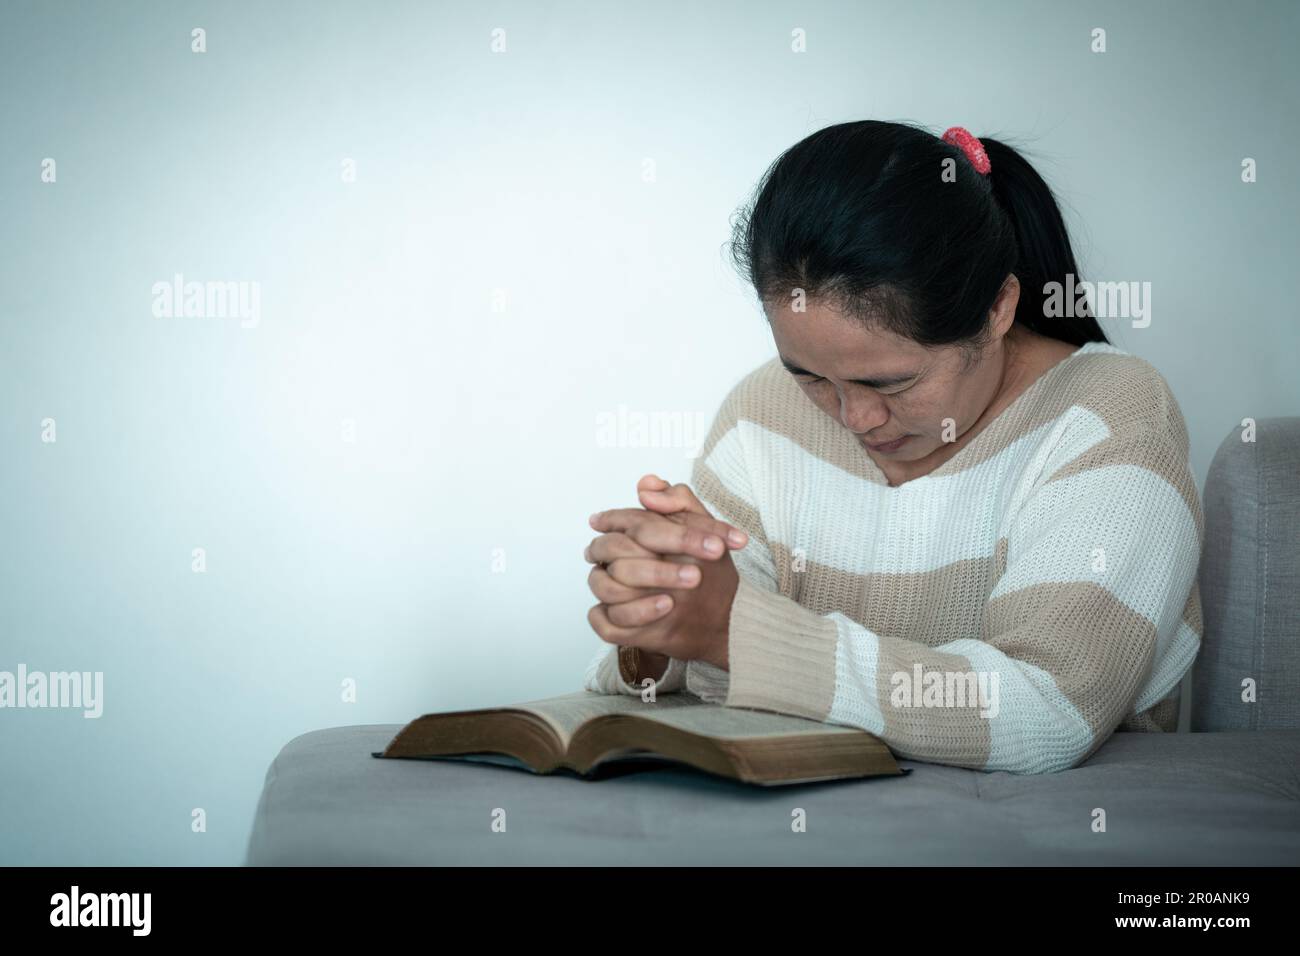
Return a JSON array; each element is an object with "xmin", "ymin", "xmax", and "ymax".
[{"xmin": 1193, "ymin": 417, "xmax": 1300, "ymax": 730}]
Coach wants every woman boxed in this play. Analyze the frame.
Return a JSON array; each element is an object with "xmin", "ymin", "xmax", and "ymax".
[{"xmin": 581, "ymin": 121, "xmax": 1203, "ymax": 774}]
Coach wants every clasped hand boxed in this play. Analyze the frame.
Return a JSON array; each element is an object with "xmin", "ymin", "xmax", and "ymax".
[{"xmin": 583, "ymin": 474, "xmax": 746, "ymax": 672}]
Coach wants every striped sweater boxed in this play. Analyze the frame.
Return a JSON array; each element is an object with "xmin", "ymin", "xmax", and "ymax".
[{"xmin": 583, "ymin": 340, "xmax": 1204, "ymax": 774}]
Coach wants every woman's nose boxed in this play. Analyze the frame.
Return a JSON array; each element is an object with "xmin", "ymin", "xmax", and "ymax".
[{"xmin": 839, "ymin": 389, "xmax": 889, "ymax": 433}]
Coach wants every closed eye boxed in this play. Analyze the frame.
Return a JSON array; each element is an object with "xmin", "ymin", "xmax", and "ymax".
[{"xmin": 796, "ymin": 373, "xmax": 912, "ymax": 395}]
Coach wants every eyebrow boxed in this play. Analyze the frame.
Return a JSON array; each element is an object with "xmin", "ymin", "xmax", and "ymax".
[{"xmin": 779, "ymin": 357, "xmax": 918, "ymax": 388}]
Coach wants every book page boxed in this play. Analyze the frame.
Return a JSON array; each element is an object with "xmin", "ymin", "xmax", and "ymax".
[
  {"xmin": 619, "ymin": 698, "xmax": 869, "ymax": 740},
  {"xmin": 511, "ymin": 691, "xmax": 703, "ymax": 748},
  {"xmin": 512, "ymin": 690, "xmax": 869, "ymax": 748}
]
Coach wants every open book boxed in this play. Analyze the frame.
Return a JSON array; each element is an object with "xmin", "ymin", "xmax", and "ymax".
[{"xmin": 374, "ymin": 690, "xmax": 903, "ymax": 786}]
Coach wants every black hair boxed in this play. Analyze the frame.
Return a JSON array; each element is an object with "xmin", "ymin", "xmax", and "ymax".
[{"xmin": 728, "ymin": 120, "xmax": 1108, "ymax": 355}]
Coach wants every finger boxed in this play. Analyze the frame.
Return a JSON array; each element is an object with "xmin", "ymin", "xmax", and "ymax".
[
  {"xmin": 638, "ymin": 481, "xmax": 708, "ymax": 517},
  {"xmin": 667, "ymin": 509, "xmax": 749, "ymax": 550},
  {"xmin": 587, "ymin": 563, "xmax": 674, "ymax": 603},
  {"xmin": 588, "ymin": 602, "xmax": 668, "ymax": 649},
  {"xmin": 599, "ymin": 556, "xmax": 702, "ymax": 591},
  {"xmin": 636, "ymin": 473, "xmax": 672, "ymax": 494},
  {"xmin": 584, "ymin": 531, "xmax": 658, "ymax": 565},
  {"xmin": 638, "ymin": 485, "xmax": 692, "ymax": 515},
  {"xmin": 636, "ymin": 486, "xmax": 750, "ymax": 548},
  {"xmin": 608, "ymin": 508, "xmax": 746, "ymax": 558},
  {"xmin": 605, "ymin": 592, "xmax": 675, "ymax": 628},
  {"xmin": 585, "ymin": 519, "xmax": 739, "ymax": 565},
  {"xmin": 592, "ymin": 508, "xmax": 746, "ymax": 558}
]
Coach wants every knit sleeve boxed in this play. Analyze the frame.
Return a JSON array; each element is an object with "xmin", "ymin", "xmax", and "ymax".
[
  {"xmin": 692, "ymin": 406, "xmax": 1204, "ymax": 774},
  {"xmin": 582, "ymin": 643, "xmax": 687, "ymax": 697}
]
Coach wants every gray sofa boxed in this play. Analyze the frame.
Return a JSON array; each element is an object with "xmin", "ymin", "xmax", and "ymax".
[{"xmin": 245, "ymin": 420, "xmax": 1300, "ymax": 865}]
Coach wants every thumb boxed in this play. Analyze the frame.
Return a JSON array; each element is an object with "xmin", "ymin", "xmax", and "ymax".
[{"xmin": 637, "ymin": 476, "xmax": 709, "ymax": 517}]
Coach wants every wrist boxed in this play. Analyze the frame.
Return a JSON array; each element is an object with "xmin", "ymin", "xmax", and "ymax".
[{"xmin": 706, "ymin": 574, "xmax": 736, "ymax": 671}]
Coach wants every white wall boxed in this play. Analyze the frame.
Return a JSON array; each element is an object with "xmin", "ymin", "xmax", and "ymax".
[{"xmin": 1, "ymin": 0, "xmax": 1296, "ymax": 863}]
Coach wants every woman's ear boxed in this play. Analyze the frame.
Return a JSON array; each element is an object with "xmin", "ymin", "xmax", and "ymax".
[
  {"xmin": 987, "ymin": 273, "xmax": 1019, "ymax": 340},
  {"xmin": 988, "ymin": 273, "xmax": 1020, "ymax": 338}
]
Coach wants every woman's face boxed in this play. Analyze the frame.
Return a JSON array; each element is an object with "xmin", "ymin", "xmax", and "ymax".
[{"xmin": 766, "ymin": 282, "xmax": 1018, "ymax": 471}]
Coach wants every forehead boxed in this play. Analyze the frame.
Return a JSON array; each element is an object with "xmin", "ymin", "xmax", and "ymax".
[{"xmin": 766, "ymin": 299, "xmax": 934, "ymax": 373}]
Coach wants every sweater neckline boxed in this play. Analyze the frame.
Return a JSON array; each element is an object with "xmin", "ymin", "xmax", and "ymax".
[{"xmin": 865, "ymin": 339, "xmax": 1114, "ymax": 488}]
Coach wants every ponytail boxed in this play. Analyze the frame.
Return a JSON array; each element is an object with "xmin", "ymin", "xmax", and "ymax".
[{"xmin": 980, "ymin": 137, "xmax": 1108, "ymax": 346}]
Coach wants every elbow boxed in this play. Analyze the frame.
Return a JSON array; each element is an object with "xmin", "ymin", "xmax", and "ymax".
[{"xmin": 992, "ymin": 716, "xmax": 1099, "ymax": 775}]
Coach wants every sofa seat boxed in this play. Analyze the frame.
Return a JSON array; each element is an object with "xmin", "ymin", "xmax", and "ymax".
[{"xmin": 245, "ymin": 723, "xmax": 1300, "ymax": 865}]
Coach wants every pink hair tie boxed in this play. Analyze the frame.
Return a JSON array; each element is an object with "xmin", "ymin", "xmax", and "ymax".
[{"xmin": 941, "ymin": 126, "xmax": 991, "ymax": 176}]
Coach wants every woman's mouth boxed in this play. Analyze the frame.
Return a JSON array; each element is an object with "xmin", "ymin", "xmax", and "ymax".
[{"xmin": 863, "ymin": 434, "xmax": 911, "ymax": 453}]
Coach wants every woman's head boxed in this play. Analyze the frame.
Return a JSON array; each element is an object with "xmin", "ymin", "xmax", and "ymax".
[{"xmin": 728, "ymin": 120, "xmax": 1106, "ymax": 465}]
